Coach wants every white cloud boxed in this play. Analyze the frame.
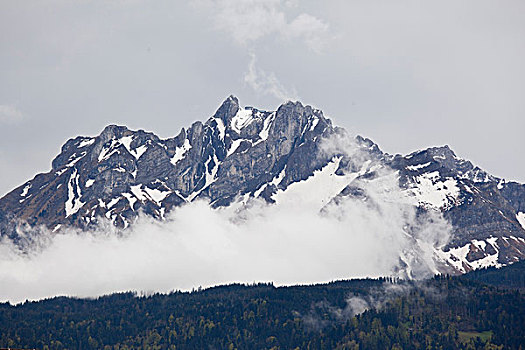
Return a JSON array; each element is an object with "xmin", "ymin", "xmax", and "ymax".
[
  {"xmin": 244, "ymin": 52, "xmax": 298, "ymax": 101},
  {"xmin": 286, "ymin": 13, "xmax": 329, "ymax": 53},
  {"xmin": 213, "ymin": 0, "xmax": 286, "ymax": 45},
  {"xmin": 0, "ymin": 104, "xmax": 23, "ymax": 124},
  {"xmin": 192, "ymin": 0, "xmax": 330, "ymax": 52}
]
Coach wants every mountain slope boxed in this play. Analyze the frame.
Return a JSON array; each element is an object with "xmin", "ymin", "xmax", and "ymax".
[
  {"xmin": 1, "ymin": 96, "xmax": 524, "ymax": 274},
  {"xmin": 388, "ymin": 146, "xmax": 525, "ymax": 272}
]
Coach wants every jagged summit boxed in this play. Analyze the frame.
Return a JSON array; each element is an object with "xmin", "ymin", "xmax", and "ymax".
[
  {"xmin": 1, "ymin": 96, "xmax": 524, "ymax": 274},
  {"xmin": 1, "ymin": 97, "xmax": 337, "ymax": 229},
  {"xmin": 392, "ymin": 144, "xmax": 495, "ymax": 184},
  {"xmin": 212, "ymin": 95, "xmax": 240, "ymax": 125}
]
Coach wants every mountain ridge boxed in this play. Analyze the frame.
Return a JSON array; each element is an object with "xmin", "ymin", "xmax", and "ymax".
[{"xmin": 1, "ymin": 95, "xmax": 524, "ymax": 275}]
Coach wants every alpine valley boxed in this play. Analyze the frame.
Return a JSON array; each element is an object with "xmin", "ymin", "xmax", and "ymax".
[{"xmin": 1, "ymin": 96, "xmax": 524, "ymax": 276}]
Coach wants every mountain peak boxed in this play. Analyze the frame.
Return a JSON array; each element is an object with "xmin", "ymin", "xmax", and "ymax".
[
  {"xmin": 226, "ymin": 94, "xmax": 239, "ymax": 103},
  {"xmin": 276, "ymin": 100, "xmax": 306, "ymax": 114},
  {"xmin": 427, "ymin": 145, "xmax": 456, "ymax": 158},
  {"xmin": 213, "ymin": 95, "xmax": 240, "ymax": 125},
  {"xmin": 100, "ymin": 124, "xmax": 131, "ymax": 141}
]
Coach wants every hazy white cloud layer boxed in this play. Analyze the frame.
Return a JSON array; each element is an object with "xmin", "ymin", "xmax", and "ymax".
[
  {"xmin": 0, "ymin": 1, "xmax": 524, "ymax": 199},
  {"xmin": 0, "ymin": 134, "xmax": 450, "ymax": 303},
  {"xmin": 0, "ymin": 172, "xmax": 450, "ymax": 303}
]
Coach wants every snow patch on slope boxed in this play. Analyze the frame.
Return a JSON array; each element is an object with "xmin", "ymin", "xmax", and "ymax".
[
  {"xmin": 65, "ymin": 169, "xmax": 85, "ymax": 217},
  {"xmin": 214, "ymin": 118, "xmax": 225, "ymax": 140},
  {"xmin": 187, "ymin": 154, "xmax": 220, "ymax": 201},
  {"xmin": 98, "ymin": 142, "xmax": 119, "ymax": 161},
  {"xmin": 272, "ymin": 157, "xmax": 363, "ymax": 211},
  {"xmin": 130, "ymin": 185, "xmax": 147, "ymax": 202},
  {"xmin": 258, "ymin": 112, "xmax": 275, "ymax": 142},
  {"xmin": 309, "ymin": 117, "xmax": 319, "ymax": 131},
  {"xmin": 204, "ymin": 155, "xmax": 220, "ymax": 188},
  {"xmin": 517, "ymin": 212, "xmax": 525, "ymax": 230},
  {"xmin": 129, "ymin": 185, "xmax": 171, "ymax": 206},
  {"xmin": 227, "ymin": 139, "xmax": 244, "ymax": 156},
  {"xmin": 460, "ymin": 168, "xmax": 493, "ymax": 183},
  {"xmin": 143, "ymin": 187, "xmax": 171, "ymax": 205},
  {"xmin": 406, "ymin": 162, "xmax": 431, "ymax": 171},
  {"xmin": 406, "ymin": 171, "xmax": 460, "ymax": 209},
  {"xmin": 66, "ymin": 151, "xmax": 86, "ymax": 167},
  {"xmin": 171, "ymin": 139, "xmax": 192, "ymax": 165},
  {"xmin": 120, "ymin": 136, "xmax": 147, "ymax": 159},
  {"xmin": 77, "ymin": 138, "xmax": 95, "ymax": 148},
  {"xmin": 20, "ymin": 183, "xmax": 31, "ymax": 197},
  {"xmin": 98, "ymin": 136, "xmax": 147, "ymax": 162},
  {"xmin": 231, "ymin": 108, "xmax": 254, "ymax": 133},
  {"xmin": 436, "ymin": 237, "xmax": 503, "ymax": 273},
  {"xmin": 271, "ymin": 166, "xmax": 286, "ymax": 187},
  {"xmin": 107, "ymin": 197, "xmax": 120, "ymax": 209},
  {"xmin": 122, "ymin": 193, "xmax": 137, "ymax": 210}
]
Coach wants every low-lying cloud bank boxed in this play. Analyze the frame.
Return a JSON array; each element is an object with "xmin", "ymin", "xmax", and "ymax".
[{"xmin": 0, "ymin": 164, "xmax": 451, "ymax": 303}]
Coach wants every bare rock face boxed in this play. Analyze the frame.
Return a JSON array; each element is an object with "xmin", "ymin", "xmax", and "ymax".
[{"xmin": 1, "ymin": 95, "xmax": 524, "ymax": 274}]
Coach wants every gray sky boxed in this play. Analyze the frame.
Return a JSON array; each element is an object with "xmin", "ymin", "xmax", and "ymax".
[{"xmin": 1, "ymin": 0, "xmax": 524, "ymax": 197}]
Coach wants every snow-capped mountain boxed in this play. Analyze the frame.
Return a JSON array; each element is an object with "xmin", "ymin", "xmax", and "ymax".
[
  {"xmin": 1, "ymin": 96, "xmax": 524, "ymax": 274},
  {"xmin": 389, "ymin": 147, "xmax": 525, "ymax": 272}
]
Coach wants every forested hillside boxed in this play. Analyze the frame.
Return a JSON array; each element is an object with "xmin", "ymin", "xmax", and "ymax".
[
  {"xmin": 462, "ymin": 260, "xmax": 525, "ymax": 289},
  {"xmin": 1, "ymin": 268, "xmax": 523, "ymax": 350}
]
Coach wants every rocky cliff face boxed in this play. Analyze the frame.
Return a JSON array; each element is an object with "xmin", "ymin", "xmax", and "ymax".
[{"xmin": 1, "ymin": 96, "xmax": 524, "ymax": 274}]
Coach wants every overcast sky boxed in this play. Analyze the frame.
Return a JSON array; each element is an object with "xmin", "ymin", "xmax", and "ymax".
[{"xmin": 1, "ymin": 0, "xmax": 524, "ymax": 197}]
